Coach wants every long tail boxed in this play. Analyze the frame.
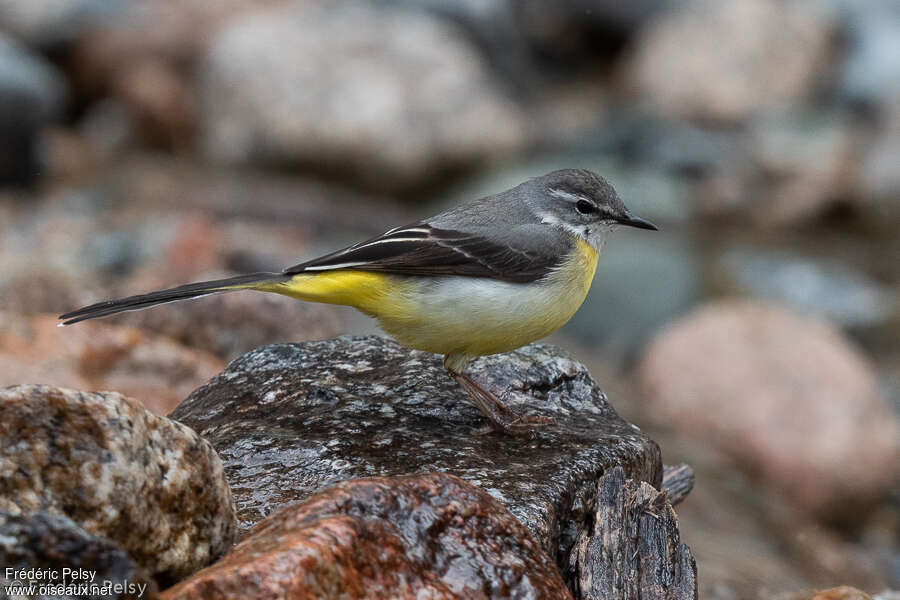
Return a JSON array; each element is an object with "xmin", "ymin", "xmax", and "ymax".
[{"xmin": 58, "ymin": 272, "xmax": 289, "ymax": 325}]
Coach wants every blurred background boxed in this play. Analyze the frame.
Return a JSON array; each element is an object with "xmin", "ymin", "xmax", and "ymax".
[{"xmin": 0, "ymin": 0, "xmax": 897, "ymax": 597}]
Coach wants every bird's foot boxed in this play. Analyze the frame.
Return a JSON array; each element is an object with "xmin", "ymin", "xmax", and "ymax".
[{"xmin": 450, "ymin": 371, "xmax": 554, "ymax": 435}]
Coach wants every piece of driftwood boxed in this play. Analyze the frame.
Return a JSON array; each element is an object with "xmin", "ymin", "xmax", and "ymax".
[
  {"xmin": 661, "ymin": 463, "xmax": 695, "ymax": 506},
  {"xmin": 570, "ymin": 467, "xmax": 697, "ymax": 600}
]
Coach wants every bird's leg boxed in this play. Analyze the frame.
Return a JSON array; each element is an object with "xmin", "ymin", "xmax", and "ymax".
[{"xmin": 443, "ymin": 355, "xmax": 553, "ymax": 435}]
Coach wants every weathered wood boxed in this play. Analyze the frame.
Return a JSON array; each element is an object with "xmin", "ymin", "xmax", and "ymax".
[
  {"xmin": 661, "ymin": 463, "xmax": 695, "ymax": 506},
  {"xmin": 569, "ymin": 467, "xmax": 698, "ymax": 600}
]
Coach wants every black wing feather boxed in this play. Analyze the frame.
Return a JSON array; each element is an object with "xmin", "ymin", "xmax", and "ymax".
[{"xmin": 284, "ymin": 224, "xmax": 558, "ymax": 283}]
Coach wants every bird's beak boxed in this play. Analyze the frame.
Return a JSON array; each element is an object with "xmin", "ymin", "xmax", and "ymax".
[{"xmin": 617, "ymin": 214, "xmax": 658, "ymax": 231}]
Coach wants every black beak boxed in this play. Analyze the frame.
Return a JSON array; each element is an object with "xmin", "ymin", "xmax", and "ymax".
[{"xmin": 617, "ymin": 214, "xmax": 658, "ymax": 231}]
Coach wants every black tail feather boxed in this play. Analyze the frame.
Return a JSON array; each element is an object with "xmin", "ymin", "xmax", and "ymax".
[{"xmin": 59, "ymin": 272, "xmax": 285, "ymax": 325}]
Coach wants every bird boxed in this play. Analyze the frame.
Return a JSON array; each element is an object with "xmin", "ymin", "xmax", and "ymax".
[{"xmin": 60, "ymin": 169, "xmax": 657, "ymax": 434}]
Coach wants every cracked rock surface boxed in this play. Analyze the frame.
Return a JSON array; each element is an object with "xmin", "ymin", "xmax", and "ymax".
[
  {"xmin": 161, "ymin": 473, "xmax": 571, "ymax": 600},
  {"xmin": 171, "ymin": 336, "xmax": 662, "ymax": 569}
]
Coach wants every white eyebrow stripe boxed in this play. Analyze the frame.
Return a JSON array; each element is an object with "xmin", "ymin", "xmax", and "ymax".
[{"xmin": 548, "ymin": 188, "xmax": 589, "ymax": 203}]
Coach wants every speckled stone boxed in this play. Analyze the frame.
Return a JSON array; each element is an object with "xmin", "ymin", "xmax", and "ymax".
[
  {"xmin": 0, "ymin": 385, "xmax": 238, "ymax": 584},
  {"xmin": 170, "ymin": 336, "xmax": 661, "ymax": 569},
  {"xmin": 0, "ymin": 509, "xmax": 158, "ymax": 600},
  {"xmin": 160, "ymin": 473, "xmax": 572, "ymax": 600}
]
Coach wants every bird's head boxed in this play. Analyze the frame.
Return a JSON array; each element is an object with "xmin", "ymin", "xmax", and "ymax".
[{"xmin": 528, "ymin": 169, "xmax": 657, "ymax": 249}]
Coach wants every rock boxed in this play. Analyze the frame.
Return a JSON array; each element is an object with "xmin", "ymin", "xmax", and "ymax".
[
  {"xmin": 0, "ymin": 509, "xmax": 158, "ymax": 600},
  {"xmin": 744, "ymin": 107, "xmax": 855, "ymax": 226},
  {"xmin": 0, "ymin": 384, "xmax": 237, "ymax": 584},
  {"xmin": 809, "ymin": 588, "xmax": 873, "ymax": 600},
  {"xmin": 160, "ymin": 473, "xmax": 572, "ymax": 600},
  {"xmin": 0, "ymin": 313, "xmax": 224, "ymax": 415},
  {"xmin": 832, "ymin": 0, "xmax": 900, "ymax": 109},
  {"xmin": 624, "ymin": 0, "xmax": 833, "ymax": 122},
  {"xmin": 857, "ymin": 97, "xmax": 900, "ymax": 224},
  {"xmin": 637, "ymin": 300, "xmax": 899, "ymax": 521},
  {"xmin": 565, "ymin": 231, "xmax": 702, "ymax": 355},
  {"xmin": 119, "ymin": 292, "xmax": 345, "ymax": 361},
  {"xmin": 569, "ymin": 467, "xmax": 697, "ymax": 600},
  {"xmin": 714, "ymin": 246, "xmax": 895, "ymax": 330},
  {"xmin": 199, "ymin": 1, "xmax": 528, "ymax": 191},
  {"xmin": 170, "ymin": 336, "xmax": 662, "ymax": 568},
  {"xmin": 0, "ymin": 0, "xmax": 127, "ymax": 47},
  {"xmin": 0, "ymin": 33, "xmax": 66, "ymax": 183}
]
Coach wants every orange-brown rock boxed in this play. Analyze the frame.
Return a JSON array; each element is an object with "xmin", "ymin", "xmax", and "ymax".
[
  {"xmin": 0, "ymin": 313, "xmax": 223, "ymax": 415},
  {"xmin": 638, "ymin": 300, "xmax": 898, "ymax": 521},
  {"xmin": 161, "ymin": 473, "xmax": 571, "ymax": 600}
]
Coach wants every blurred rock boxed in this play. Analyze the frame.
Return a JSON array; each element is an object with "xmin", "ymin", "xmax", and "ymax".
[
  {"xmin": 0, "ymin": 509, "xmax": 158, "ymax": 600},
  {"xmin": 625, "ymin": 0, "xmax": 833, "ymax": 122},
  {"xmin": 638, "ymin": 300, "xmax": 899, "ymax": 521},
  {"xmin": 565, "ymin": 231, "xmax": 702, "ymax": 355},
  {"xmin": 858, "ymin": 97, "xmax": 900, "ymax": 224},
  {"xmin": 832, "ymin": 0, "xmax": 900, "ymax": 109},
  {"xmin": 160, "ymin": 473, "xmax": 571, "ymax": 600},
  {"xmin": 809, "ymin": 588, "xmax": 872, "ymax": 600},
  {"xmin": 570, "ymin": 466, "xmax": 697, "ymax": 600},
  {"xmin": 0, "ymin": 33, "xmax": 66, "ymax": 183},
  {"xmin": 745, "ymin": 108, "xmax": 855, "ymax": 226},
  {"xmin": 200, "ymin": 1, "xmax": 528, "ymax": 191},
  {"xmin": 714, "ymin": 246, "xmax": 895, "ymax": 330},
  {"xmin": 0, "ymin": 0, "xmax": 127, "ymax": 47},
  {"xmin": 70, "ymin": 29, "xmax": 194, "ymax": 149},
  {"xmin": 171, "ymin": 336, "xmax": 663, "ymax": 568},
  {"xmin": 0, "ymin": 313, "xmax": 224, "ymax": 415},
  {"xmin": 119, "ymin": 292, "xmax": 346, "ymax": 361},
  {"xmin": 0, "ymin": 384, "xmax": 237, "ymax": 584}
]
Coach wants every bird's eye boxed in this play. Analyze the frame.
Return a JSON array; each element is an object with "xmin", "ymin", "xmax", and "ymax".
[{"xmin": 575, "ymin": 199, "xmax": 596, "ymax": 214}]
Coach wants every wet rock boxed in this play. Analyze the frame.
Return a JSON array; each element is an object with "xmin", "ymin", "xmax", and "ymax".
[
  {"xmin": 570, "ymin": 467, "xmax": 697, "ymax": 600},
  {"xmin": 0, "ymin": 509, "xmax": 157, "ymax": 600},
  {"xmin": 0, "ymin": 384, "xmax": 237, "ymax": 584},
  {"xmin": 625, "ymin": 0, "xmax": 833, "ymax": 122},
  {"xmin": 170, "ymin": 336, "xmax": 662, "ymax": 568},
  {"xmin": 199, "ymin": 1, "xmax": 527, "ymax": 191},
  {"xmin": 638, "ymin": 300, "xmax": 899, "ymax": 521},
  {"xmin": 0, "ymin": 313, "xmax": 223, "ymax": 415},
  {"xmin": 714, "ymin": 246, "xmax": 895, "ymax": 330},
  {"xmin": 161, "ymin": 473, "xmax": 572, "ymax": 600},
  {"xmin": 0, "ymin": 33, "xmax": 66, "ymax": 183},
  {"xmin": 120, "ymin": 292, "xmax": 345, "ymax": 361}
]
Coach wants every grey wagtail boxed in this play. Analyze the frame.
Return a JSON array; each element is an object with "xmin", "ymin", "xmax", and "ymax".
[{"xmin": 60, "ymin": 169, "xmax": 657, "ymax": 434}]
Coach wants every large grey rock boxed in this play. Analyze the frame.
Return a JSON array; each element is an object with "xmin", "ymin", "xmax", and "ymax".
[
  {"xmin": 0, "ymin": 509, "xmax": 157, "ymax": 600},
  {"xmin": 170, "ymin": 336, "xmax": 662, "ymax": 568},
  {"xmin": 199, "ymin": 1, "xmax": 528, "ymax": 191},
  {"xmin": 0, "ymin": 385, "xmax": 237, "ymax": 584}
]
